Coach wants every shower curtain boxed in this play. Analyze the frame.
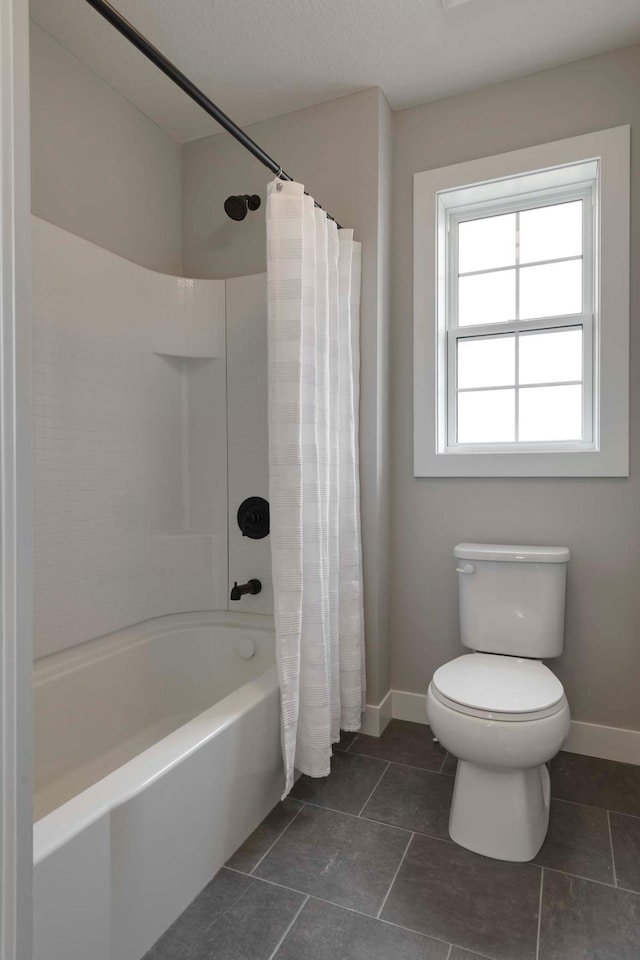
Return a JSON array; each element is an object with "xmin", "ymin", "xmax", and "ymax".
[{"xmin": 266, "ymin": 179, "xmax": 365, "ymax": 795}]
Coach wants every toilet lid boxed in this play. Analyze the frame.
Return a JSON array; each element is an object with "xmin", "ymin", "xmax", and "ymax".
[{"xmin": 432, "ymin": 654, "xmax": 565, "ymax": 716}]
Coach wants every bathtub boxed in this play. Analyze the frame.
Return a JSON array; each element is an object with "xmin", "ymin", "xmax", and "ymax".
[{"xmin": 33, "ymin": 611, "xmax": 282, "ymax": 960}]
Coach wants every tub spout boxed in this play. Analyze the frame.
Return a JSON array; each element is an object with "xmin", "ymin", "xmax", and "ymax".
[{"xmin": 230, "ymin": 579, "xmax": 262, "ymax": 601}]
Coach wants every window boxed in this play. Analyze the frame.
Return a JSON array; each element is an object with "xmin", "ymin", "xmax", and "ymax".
[
  {"xmin": 414, "ymin": 127, "xmax": 630, "ymax": 477},
  {"xmin": 448, "ymin": 185, "xmax": 593, "ymax": 451}
]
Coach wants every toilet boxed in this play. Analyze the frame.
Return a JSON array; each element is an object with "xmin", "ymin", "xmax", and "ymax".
[{"xmin": 427, "ymin": 542, "xmax": 571, "ymax": 863}]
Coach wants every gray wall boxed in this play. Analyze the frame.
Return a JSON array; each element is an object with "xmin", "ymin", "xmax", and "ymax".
[
  {"xmin": 182, "ymin": 88, "xmax": 393, "ymax": 703},
  {"xmin": 391, "ymin": 43, "xmax": 640, "ymax": 731},
  {"xmin": 30, "ymin": 23, "xmax": 183, "ymax": 274}
]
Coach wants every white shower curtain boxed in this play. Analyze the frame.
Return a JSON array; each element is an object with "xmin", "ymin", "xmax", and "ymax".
[{"xmin": 266, "ymin": 179, "xmax": 365, "ymax": 795}]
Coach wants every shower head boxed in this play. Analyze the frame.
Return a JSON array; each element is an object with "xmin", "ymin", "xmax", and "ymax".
[{"xmin": 224, "ymin": 194, "xmax": 261, "ymax": 221}]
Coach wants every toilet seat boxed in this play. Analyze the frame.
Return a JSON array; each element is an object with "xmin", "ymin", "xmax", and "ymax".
[{"xmin": 432, "ymin": 653, "xmax": 565, "ymax": 722}]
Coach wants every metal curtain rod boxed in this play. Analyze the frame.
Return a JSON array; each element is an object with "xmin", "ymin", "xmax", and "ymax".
[{"xmin": 83, "ymin": 0, "xmax": 342, "ymax": 227}]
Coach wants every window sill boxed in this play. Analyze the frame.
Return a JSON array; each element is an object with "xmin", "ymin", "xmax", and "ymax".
[
  {"xmin": 415, "ymin": 446, "xmax": 628, "ymax": 478},
  {"xmin": 443, "ymin": 441, "xmax": 596, "ymax": 456}
]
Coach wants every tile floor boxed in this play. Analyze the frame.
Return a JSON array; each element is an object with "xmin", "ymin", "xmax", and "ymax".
[{"xmin": 144, "ymin": 720, "xmax": 640, "ymax": 960}]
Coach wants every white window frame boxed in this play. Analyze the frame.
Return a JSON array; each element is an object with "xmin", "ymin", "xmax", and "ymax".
[{"xmin": 414, "ymin": 126, "xmax": 630, "ymax": 477}]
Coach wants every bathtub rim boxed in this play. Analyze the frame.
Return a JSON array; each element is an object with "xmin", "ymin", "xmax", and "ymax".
[
  {"xmin": 33, "ymin": 609, "xmax": 274, "ymax": 685},
  {"xmin": 33, "ymin": 610, "xmax": 277, "ymax": 864}
]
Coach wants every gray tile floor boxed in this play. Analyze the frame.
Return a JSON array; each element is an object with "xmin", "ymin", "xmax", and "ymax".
[{"xmin": 144, "ymin": 720, "xmax": 640, "ymax": 960}]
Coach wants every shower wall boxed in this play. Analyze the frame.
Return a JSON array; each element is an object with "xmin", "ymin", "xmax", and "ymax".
[{"xmin": 32, "ymin": 217, "xmax": 228, "ymax": 658}]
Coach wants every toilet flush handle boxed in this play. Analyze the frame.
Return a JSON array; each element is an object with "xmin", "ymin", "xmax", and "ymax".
[{"xmin": 455, "ymin": 563, "xmax": 475, "ymax": 574}]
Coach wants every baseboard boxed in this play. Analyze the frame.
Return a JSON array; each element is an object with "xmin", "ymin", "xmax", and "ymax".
[
  {"xmin": 389, "ymin": 689, "xmax": 640, "ymax": 766},
  {"xmin": 360, "ymin": 690, "xmax": 393, "ymax": 737},
  {"xmin": 563, "ymin": 720, "xmax": 640, "ymax": 766},
  {"xmin": 391, "ymin": 690, "xmax": 428, "ymax": 725}
]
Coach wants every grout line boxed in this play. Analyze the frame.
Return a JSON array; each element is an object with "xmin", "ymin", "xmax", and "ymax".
[
  {"xmin": 349, "ymin": 744, "xmax": 638, "ymax": 799},
  {"xmin": 438, "ymin": 752, "xmax": 450, "ymax": 774},
  {"xmin": 249, "ymin": 802, "xmax": 305, "ymax": 877},
  {"xmin": 293, "ymin": 803, "xmax": 640, "ymax": 895},
  {"xmin": 267, "ymin": 894, "xmax": 309, "ymax": 960},
  {"xmin": 550, "ymin": 795, "xmax": 640, "ymax": 818},
  {"xmin": 535, "ymin": 869, "xmax": 544, "ymax": 960},
  {"xmin": 445, "ymin": 946, "xmax": 453, "ymax": 960},
  {"xmin": 376, "ymin": 832, "xmax": 414, "ymax": 920},
  {"xmin": 607, "ymin": 810, "xmax": 618, "ymax": 887},
  {"xmin": 345, "ymin": 734, "xmax": 360, "ymax": 752},
  {"xmin": 550, "ymin": 796, "xmax": 605, "ymax": 812},
  {"xmin": 224, "ymin": 865, "xmax": 298, "ymax": 888},
  {"xmin": 539, "ymin": 863, "xmax": 640, "ymax": 896},
  {"xmin": 606, "ymin": 807, "xmax": 640, "ymax": 821},
  {"xmin": 302, "ymin": 798, "xmax": 464, "ymax": 846},
  {"xmin": 616, "ymin": 884, "xmax": 640, "ymax": 896},
  {"xmin": 302, "ymin": 799, "xmax": 414, "ymax": 835},
  {"xmin": 349, "ymin": 748, "xmax": 453, "ymax": 777},
  {"xmin": 251, "ymin": 802, "xmax": 637, "ymax": 896},
  {"xmin": 224, "ymin": 867, "xmax": 377, "ymax": 920},
  {"xmin": 226, "ymin": 868, "xmax": 514, "ymax": 958},
  {"xmin": 357, "ymin": 761, "xmax": 390, "ymax": 817},
  {"xmin": 539, "ymin": 863, "xmax": 615, "ymax": 891}
]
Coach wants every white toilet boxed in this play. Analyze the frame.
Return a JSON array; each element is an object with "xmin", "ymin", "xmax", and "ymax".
[{"xmin": 427, "ymin": 542, "xmax": 571, "ymax": 863}]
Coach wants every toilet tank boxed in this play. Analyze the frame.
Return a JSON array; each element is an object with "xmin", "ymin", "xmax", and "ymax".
[{"xmin": 455, "ymin": 543, "xmax": 570, "ymax": 658}]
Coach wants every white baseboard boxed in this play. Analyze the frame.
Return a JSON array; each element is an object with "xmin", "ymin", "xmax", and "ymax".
[
  {"xmin": 360, "ymin": 690, "xmax": 393, "ymax": 737},
  {"xmin": 391, "ymin": 690, "xmax": 428, "ymax": 726},
  {"xmin": 388, "ymin": 689, "xmax": 640, "ymax": 766},
  {"xmin": 563, "ymin": 720, "xmax": 640, "ymax": 766}
]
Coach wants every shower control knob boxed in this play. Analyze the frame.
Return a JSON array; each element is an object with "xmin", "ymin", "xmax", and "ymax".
[{"xmin": 237, "ymin": 497, "xmax": 270, "ymax": 539}]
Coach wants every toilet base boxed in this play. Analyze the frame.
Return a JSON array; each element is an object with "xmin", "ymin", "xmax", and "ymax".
[{"xmin": 449, "ymin": 760, "xmax": 551, "ymax": 862}]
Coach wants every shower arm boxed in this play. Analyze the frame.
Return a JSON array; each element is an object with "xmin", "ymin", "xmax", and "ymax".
[{"xmin": 82, "ymin": 0, "xmax": 342, "ymax": 228}]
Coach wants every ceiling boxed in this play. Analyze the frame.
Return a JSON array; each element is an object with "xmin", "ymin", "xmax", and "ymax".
[{"xmin": 30, "ymin": 0, "xmax": 640, "ymax": 143}]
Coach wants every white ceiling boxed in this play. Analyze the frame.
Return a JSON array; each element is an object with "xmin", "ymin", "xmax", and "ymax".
[{"xmin": 30, "ymin": 0, "xmax": 640, "ymax": 143}]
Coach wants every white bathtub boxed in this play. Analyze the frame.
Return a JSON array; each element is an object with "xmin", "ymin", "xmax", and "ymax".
[{"xmin": 33, "ymin": 611, "xmax": 282, "ymax": 960}]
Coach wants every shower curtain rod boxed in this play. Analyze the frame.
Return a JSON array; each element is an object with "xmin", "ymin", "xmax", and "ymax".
[{"xmin": 83, "ymin": 0, "xmax": 342, "ymax": 228}]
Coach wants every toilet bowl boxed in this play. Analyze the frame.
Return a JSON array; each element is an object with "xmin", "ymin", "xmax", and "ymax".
[
  {"xmin": 427, "ymin": 653, "xmax": 570, "ymax": 861},
  {"xmin": 428, "ymin": 543, "xmax": 571, "ymax": 862}
]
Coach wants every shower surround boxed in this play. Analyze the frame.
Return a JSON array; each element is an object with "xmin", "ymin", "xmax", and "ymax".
[
  {"xmin": 32, "ymin": 216, "xmax": 227, "ymax": 656},
  {"xmin": 32, "ymin": 216, "xmax": 274, "ymax": 657},
  {"xmin": 31, "ymin": 218, "xmax": 278, "ymax": 960}
]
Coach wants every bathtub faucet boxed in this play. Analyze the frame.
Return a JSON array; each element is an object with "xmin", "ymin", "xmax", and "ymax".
[{"xmin": 230, "ymin": 579, "xmax": 262, "ymax": 601}]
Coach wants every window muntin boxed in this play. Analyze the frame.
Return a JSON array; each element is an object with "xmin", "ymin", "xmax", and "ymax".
[{"xmin": 445, "ymin": 189, "xmax": 595, "ymax": 452}]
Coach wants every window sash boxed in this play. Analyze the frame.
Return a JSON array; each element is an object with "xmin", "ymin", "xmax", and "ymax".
[
  {"xmin": 441, "ymin": 183, "xmax": 596, "ymax": 454},
  {"xmin": 445, "ymin": 314, "xmax": 594, "ymax": 450}
]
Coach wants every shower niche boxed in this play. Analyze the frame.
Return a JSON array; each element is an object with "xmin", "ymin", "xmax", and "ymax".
[{"xmin": 152, "ymin": 346, "xmax": 228, "ymax": 619}]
